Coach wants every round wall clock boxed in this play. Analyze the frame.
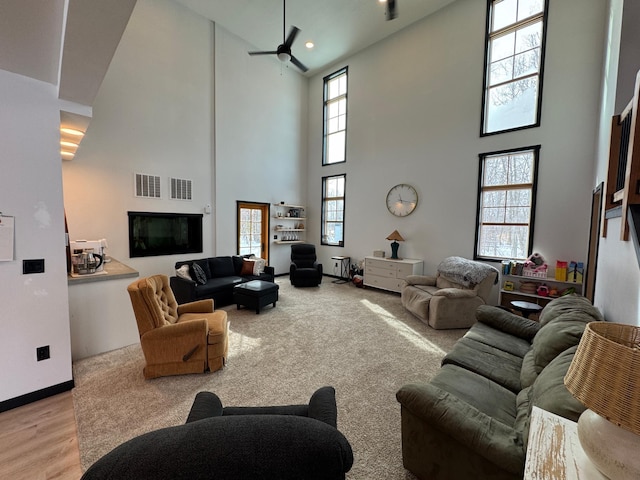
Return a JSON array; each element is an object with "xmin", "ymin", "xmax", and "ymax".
[{"xmin": 386, "ymin": 183, "xmax": 418, "ymax": 217}]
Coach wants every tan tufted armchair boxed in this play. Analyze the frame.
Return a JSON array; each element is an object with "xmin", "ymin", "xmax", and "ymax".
[{"xmin": 127, "ymin": 275, "xmax": 228, "ymax": 379}]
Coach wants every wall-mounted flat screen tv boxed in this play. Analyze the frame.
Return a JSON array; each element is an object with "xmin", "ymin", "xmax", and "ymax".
[{"xmin": 128, "ymin": 211, "xmax": 203, "ymax": 258}]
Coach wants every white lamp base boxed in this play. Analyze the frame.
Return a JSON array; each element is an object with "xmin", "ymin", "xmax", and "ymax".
[{"xmin": 577, "ymin": 409, "xmax": 640, "ymax": 480}]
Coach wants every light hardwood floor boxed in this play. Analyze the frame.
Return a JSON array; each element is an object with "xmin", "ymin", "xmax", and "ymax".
[{"xmin": 0, "ymin": 392, "xmax": 83, "ymax": 480}]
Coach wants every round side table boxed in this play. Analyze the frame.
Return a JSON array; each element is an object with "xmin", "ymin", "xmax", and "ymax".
[{"xmin": 510, "ymin": 300, "xmax": 543, "ymax": 319}]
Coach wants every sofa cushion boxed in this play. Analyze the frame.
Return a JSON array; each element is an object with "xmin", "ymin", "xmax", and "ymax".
[
  {"xmin": 538, "ymin": 295, "xmax": 603, "ymax": 326},
  {"xmin": 430, "ymin": 364, "xmax": 517, "ymax": 428},
  {"xmin": 519, "ymin": 350, "xmax": 538, "ymax": 389},
  {"xmin": 530, "ymin": 315, "xmax": 591, "ymax": 374},
  {"xmin": 191, "ymin": 263, "xmax": 208, "ymax": 285},
  {"xmin": 442, "ymin": 338, "xmax": 523, "ymax": 393},
  {"xmin": 240, "ymin": 259, "xmax": 255, "ymax": 275},
  {"xmin": 195, "ymin": 276, "xmax": 244, "ymax": 297},
  {"xmin": 208, "ymin": 256, "xmax": 236, "ymax": 278},
  {"xmin": 252, "ymin": 258, "xmax": 266, "ymax": 275},
  {"xmin": 464, "ymin": 322, "xmax": 532, "ymax": 358},
  {"xmin": 529, "ymin": 346, "xmax": 585, "ymax": 423},
  {"xmin": 476, "ymin": 306, "xmax": 540, "ymax": 341},
  {"xmin": 176, "ymin": 264, "xmax": 193, "ymax": 281},
  {"xmin": 189, "ymin": 259, "xmax": 211, "ymax": 280}
]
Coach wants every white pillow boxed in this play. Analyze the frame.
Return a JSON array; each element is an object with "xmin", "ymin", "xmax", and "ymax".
[
  {"xmin": 253, "ymin": 258, "xmax": 266, "ymax": 275},
  {"xmin": 176, "ymin": 264, "xmax": 193, "ymax": 281}
]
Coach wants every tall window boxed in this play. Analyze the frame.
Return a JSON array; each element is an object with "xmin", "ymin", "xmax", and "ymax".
[
  {"xmin": 321, "ymin": 174, "xmax": 346, "ymax": 246},
  {"xmin": 474, "ymin": 146, "xmax": 540, "ymax": 260},
  {"xmin": 481, "ymin": 0, "xmax": 548, "ymax": 135},
  {"xmin": 323, "ymin": 67, "xmax": 348, "ymax": 165}
]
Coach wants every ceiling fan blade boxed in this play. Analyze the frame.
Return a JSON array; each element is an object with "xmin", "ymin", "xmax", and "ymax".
[
  {"xmin": 290, "ymin": 55, "xmax": 308, "ymax": 72},
  {"xmin": 248, "ymin": 51, "xmax": 278, "ymax": 56},
  {"xmin": 386, "ymin": 0, "xmax": 398, "ymax": 20},
  {"xmin": 283, "ymin": 26, "xmax": 300, "ymax": 49}
]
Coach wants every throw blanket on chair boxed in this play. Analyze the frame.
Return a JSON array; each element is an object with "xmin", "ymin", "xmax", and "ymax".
[{"xmin": 437, "ymin": 256, "xmax": 499, "ymax": 287}]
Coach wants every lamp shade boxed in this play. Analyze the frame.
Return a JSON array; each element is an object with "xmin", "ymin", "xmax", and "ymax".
[
  {"xmin": 386, "ymin": 230, "xmax": 405, "ymax": 242},
  {"xmin": 564, "ymin": 322, "xmax": 640, "ymax": 435}
]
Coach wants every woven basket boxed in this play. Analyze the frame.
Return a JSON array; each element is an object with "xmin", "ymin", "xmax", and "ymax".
[{"xmin": 565, "ymin": 322, "xmax": 640, "ymax": 435}]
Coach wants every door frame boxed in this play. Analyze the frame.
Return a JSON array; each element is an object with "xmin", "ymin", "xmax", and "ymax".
[
  {"xmin": 236, "ymin": 201, "xmax": 270, "ymax": 262},
  {"xmin": 584, "ymin": 183, "xmax": 603, "ymax": 302}
]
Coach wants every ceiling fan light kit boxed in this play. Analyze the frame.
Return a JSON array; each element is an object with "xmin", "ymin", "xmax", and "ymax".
[{"xmin": 248, "ymin": 0, "xmax": 308, "ymax": 72}]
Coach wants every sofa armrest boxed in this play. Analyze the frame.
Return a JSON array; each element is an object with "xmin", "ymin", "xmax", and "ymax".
[
  {"xmin": 476, "ymin": 305, "xmax": 541, "ymax": 341},
  {"xmin": 405, "ymin": 275, "xmax": 437, "ymax": 286},
  {"xmin": 140, "ymin": 320, "xmax": 208, "ymax": 364},
  {"xmin": 186, "ymin": 391, "xmax": 223, "ymax": 423},
  {"xmin": 170, "ymin": 275, "xmax": 198, "ymax": 305},
  {"xmin": 178, "ymin": 299, "xmax": 214, "ymax": 315},
  {"xmin": 432, "ymin": 288, "xmax": 477, "ymax": 298},
  {"xmin": 396, "ymin": 382, "xmax": 524, "ymax": 476}
]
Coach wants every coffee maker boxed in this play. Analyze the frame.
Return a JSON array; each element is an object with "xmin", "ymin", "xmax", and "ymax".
[{"xmin": 70, "ymin": 240, "xmax": 105, "ymax": 275}]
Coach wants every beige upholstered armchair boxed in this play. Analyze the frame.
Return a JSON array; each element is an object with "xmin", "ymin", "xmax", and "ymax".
[
  {"xmin": 127, "ymin": 275, "xmax": 228, "ymax": 379},
  {"xmin": 401, "ymin": 257, "xmax": 498, "ymax": 329}
]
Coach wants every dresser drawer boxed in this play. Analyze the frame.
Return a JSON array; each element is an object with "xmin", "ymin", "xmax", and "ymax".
[
  {"xmin": 364, "ymin": 275, "xmax": 403, "ymax": 292},
  {"xmin": 365, "ymin": 265, "xmax": 396, "ymax": 278},
  {"xmin": 365, "ymin": 258, "xmax": 395, "ymax": 271}
]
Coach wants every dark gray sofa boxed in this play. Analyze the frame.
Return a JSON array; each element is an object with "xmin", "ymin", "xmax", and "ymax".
[
  {"xmin": 80, "ymin": 386, "xmax": 353, "ymax": 480},
  {"xmin": 396, "ymin": 295, "xmax": 603, "ymax": 479},
  {"xmin": 170, "ymin": 255, "xmax": 274, "ymax": 306}
]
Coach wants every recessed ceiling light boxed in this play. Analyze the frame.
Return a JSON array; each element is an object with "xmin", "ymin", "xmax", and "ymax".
[
  {"xmin": 60, "ymin": 140, "xmax": 78, "ymax": 148},
  {"xmin": 61, "ymin": 150, "xmax": 75, "ymax": 160},
  {"xmin": 305, "ymin": 41, "xmax": 314, "ymax": 49}
]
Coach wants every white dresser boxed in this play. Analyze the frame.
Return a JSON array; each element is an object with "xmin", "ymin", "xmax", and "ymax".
[{"xmin": 364, "ymin": 256, "xmax": 423, "ymax": 293}]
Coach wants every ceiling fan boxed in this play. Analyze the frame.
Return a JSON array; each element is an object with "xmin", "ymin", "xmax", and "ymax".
[{"xmin": 248, "ymin": 0, "xmax": 308, "ymax": 72}]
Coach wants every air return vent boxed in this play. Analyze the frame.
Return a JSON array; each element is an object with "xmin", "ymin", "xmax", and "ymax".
[
  {"xmin": 135, "ymin": 173, "xmax": 161, "ymax": 199},
  {"xmin": 170, "ymin": 177, "xmax": 192, "ymax": 201}
]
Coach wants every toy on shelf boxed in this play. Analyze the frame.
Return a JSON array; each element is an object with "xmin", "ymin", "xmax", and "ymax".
[
  {"xmin": 523, "ymin": 252, "xmax": 547, "ymax": 278},
  {"xmin": 567, "ymin": 261, "xmax": 584, "ymax": 283}
]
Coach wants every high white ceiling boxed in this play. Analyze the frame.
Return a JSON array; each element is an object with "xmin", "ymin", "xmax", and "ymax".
[
  {"xmin": 0, "ymin": 0, "xmax": 455, "ymax": 105},
  {"xmin": 174, "ymin": 0, "xmax": 456, "ymax": 75}
]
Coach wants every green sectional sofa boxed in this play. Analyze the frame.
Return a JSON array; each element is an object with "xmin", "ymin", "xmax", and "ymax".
[{"xmin": 396, "ymin": 295, "xmax": 604, "ymax": 479}]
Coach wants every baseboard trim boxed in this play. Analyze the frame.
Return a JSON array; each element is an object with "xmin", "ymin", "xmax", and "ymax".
[{"xmin": 0, "ymin": 379, "xmax": 75, "ymax": 413}]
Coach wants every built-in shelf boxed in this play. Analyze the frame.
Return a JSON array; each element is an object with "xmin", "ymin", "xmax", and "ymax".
[{"xmin": 272, "ymin": 203, "xmax": 306, "ymax": 245}]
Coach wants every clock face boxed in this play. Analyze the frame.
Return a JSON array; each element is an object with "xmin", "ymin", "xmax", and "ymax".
[{"xmin": 386, "ymin": 184, "xmax": 418, "ymax": 217}]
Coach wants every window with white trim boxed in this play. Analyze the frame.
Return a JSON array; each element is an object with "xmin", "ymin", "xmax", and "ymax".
[
  {"xmin": 321, "ymin": 174, "xmax": 345, "ymax": 246},
  {"xmin": 481, "ymin": 0, "xmax": 548, "ymax": 135},
  {"xmin": 323, "ymin": 67, "xmax": 348, "ymax": 165},
  {"xmin": 474, "ymin": 146, "xmax": 539, "ymax": 260}
]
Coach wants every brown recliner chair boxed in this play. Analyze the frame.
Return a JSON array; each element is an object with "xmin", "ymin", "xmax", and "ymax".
[
  {"xmin": 127, "ymin": 275, "xmax": 228, "ymax": 379},
  {"xmin": 401, "ymin": 257, "xmax": 498, "ymax": 329}
]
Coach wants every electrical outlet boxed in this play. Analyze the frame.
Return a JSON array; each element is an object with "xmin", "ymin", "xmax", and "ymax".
[
  {"xmin": 36, "ymin": 345, "xmax": 50, "ymax": 361},
  {"xmin": 274, "ymin": 235, "xmax": 278, "ymax": 240}
]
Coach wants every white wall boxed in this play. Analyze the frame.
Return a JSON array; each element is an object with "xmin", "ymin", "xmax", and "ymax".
[
  {"xmin": 307, "ymin": 0, "xmax": 607, "ymax": 282},
  {"xmin": 213, "ymin": 26, "xmax": 308, "ymax": 274},
  {"xmin": 0, "ymin": 70, "xmax": 72, "ymax": 402},
  {"xmin": 63, "ymin": 0, "xmax": 214, "ymax": 280},
  {"xmin": 592, "ymin": 0, "xmax": 640, "ymax": 326}
]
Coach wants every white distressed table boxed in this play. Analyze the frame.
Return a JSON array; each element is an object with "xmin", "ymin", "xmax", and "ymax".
[{"xmin": 524, "ymin": 406, "xmax": 607, "ymax": 479}]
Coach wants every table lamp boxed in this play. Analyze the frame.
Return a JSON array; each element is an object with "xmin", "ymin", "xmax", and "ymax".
[
  {"xmin": 564, "ymin": 322, "xmax": 640, "ymax": 479},
  {"xmin": 386, "ymin": 230, "xmax": 404, "ymax": 259}
]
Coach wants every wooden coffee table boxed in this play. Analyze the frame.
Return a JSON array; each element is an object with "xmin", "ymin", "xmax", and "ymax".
[{"xmin": 233, "ymin": 280, "xmax": 279, "ymax": 314}]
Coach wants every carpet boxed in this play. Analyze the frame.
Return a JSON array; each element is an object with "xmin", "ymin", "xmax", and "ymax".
[{"xmin": 72, "ymin": 278, "xmax": 466, "ymax": 478}]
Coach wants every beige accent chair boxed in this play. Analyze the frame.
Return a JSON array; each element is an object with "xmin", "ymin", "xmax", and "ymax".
[
  {"xmin": 401, "ymin": 257, "xmax": 498, "ymax": 329},
  {"xmin": 127, "ymin": 275, "xmax": 228, "ymax": 379}
]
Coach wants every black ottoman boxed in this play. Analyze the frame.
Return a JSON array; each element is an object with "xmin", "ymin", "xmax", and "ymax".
[{"xmin": 233, "ymin": 280, "xmax": 279, "ymax": 314}]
